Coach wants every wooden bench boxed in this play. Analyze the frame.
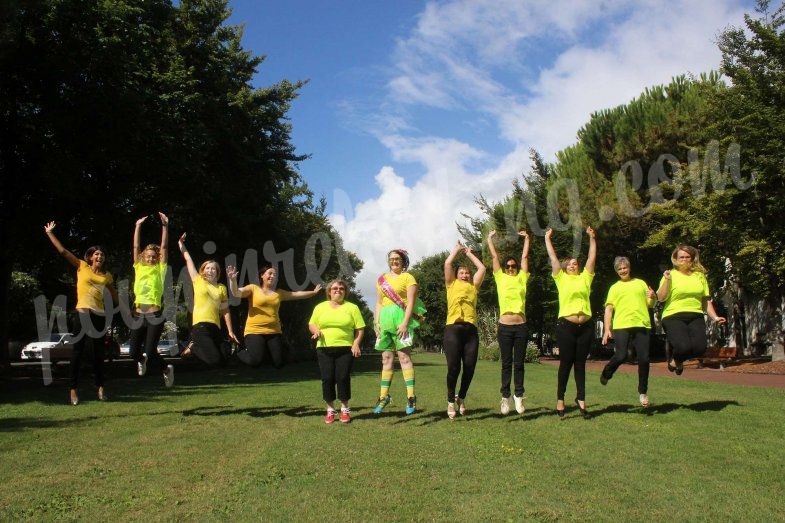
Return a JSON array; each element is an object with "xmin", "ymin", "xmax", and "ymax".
[{"xmin": 697, "ymin": 346, "xmax": 737, "ymax": 369}]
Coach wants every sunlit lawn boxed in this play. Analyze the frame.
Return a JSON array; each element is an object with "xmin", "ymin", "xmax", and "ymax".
[{"xmin": 2, "ymin": 352, "xmax": 783, "ymax": 522}]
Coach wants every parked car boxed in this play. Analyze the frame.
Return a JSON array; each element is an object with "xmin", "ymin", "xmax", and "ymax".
[
  {"xmin": 119, "ymin": 338, "xmax": 180, "ymax": 357},
  {"xmin": 20, "ymin": 333, "xmax": 75, "ymax": 361}
]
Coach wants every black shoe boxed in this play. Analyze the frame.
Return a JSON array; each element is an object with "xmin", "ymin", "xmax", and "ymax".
[
  {"xmin": 574, "ymin": 398, "xmax": 590, "ymax": 419},
  {"xmin": 667, "ymin": 359, "xmax": 677, "ymax": 373},
  {"xmin": 556, "ymin": 408, "xmax": 565, "ymax": 419},
  {"xmin": 600, "ymin": 374, "xmax": 608, "ymax": 386}
]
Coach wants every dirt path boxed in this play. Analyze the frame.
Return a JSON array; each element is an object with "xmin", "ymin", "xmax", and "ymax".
[{"xmin": 540, "ymin": 358, "xmax": 785, "ymax": 389}]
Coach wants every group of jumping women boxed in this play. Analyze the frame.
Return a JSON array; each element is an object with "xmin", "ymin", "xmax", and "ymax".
[{"xmin": 45, "ymin": 217, "xmax": 726, "ymax": 421}]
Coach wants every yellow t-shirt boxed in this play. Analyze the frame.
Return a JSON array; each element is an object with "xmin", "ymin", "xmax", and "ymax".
[
  {"xmin": 309, "ymin": 301, "xmax": 366, "ymax": 348},
  {"xmin": 605, "ymin": 278, "xmax": 651, "ymax": 329},
  {"xmin": 377, "ymin": 272, "xmax": 417, "ymax": 306},
  {"xmin": 244, "ymin": 285, "xmax": 282, "ymax": 335},
  {"xmin": 192, "ymin": 277, "xmax": 228, "ymax": 326},
  {"xmin": 553, "ymin": 270, "xmax": 594, "ymax": 318},
  {"xmin": 660, "ymin": 270, "xmax": 709, "ymax": 319},
  {"xmin": 446, "ymin": 279, "xmax": 478, "ymax": 325},
  {"xmin": 75, "ymin": 260, "xmax": 114, "ymax": 312},
  {"xmin": 492, "ymin": 269, "xmax": 529, "ymax": 316}
]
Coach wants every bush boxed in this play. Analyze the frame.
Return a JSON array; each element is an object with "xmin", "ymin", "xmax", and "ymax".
[
  {"xmin": 525, "ymin": 341, "xmax": 540, "ymax": 363},
  {"xmin": 479, "ymin": 341, "xmax": 500, "ymax": 361}
]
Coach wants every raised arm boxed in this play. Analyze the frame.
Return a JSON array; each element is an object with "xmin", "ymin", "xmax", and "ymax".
[
  {"xmin": 656, "ymin": 270, "xmax": 671, "ymax": 302},
  {"xmin": 544, "ymin": 228, "xmax": 561, "ymax": 276},
  {"xmin": 444, "ymin": 241, "xmax": 464, "ymax": 286},
  {"xmin": 279, "ymin": 284, "xmax": 324, "ymax": 302},
  {"xmin": 519, "ymin": 230, "xmax": 531, "ymax": 273},
  {"xmin": 133, "ymin": 216, "xmax": 146, "ymax": 264},
  {"xmin": 159, "ymin": 212, "xmax": 169, "ymax": 264},
  {"xmin": 44, "ymin": 221, "xmax": 80, "ymax": 268},
  {"xmin": 178, "ymin": 233, "xmax": 199, "ymax": 280},
  {"xmin": 464, "ymin": 245, "xmax": 486, "ymax": 288},
  {"xmin": 486, "ymin": 230, "xmax": 501, "ymax": 272},
  {"xmin": 585, "ymin": 226, "xmax": 597, "ymax": 274}
]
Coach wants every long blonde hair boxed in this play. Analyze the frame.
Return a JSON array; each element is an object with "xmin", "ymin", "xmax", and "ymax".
[{"xmin": 671, "ymin": 245, "xmax": 706, "ymax": 273}]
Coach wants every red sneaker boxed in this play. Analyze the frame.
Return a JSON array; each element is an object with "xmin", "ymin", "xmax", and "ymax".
[
  {"xmin": 340, "ymin": 408, "xmax": 351, "ymax": 423},
  {"xmin": 325, "ymin": 408, "xmax": 337, "ymax": 424}
]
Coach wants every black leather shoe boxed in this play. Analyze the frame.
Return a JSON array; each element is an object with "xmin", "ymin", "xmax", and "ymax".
[{"xmin": 574, "ymin": 398, "xmax": 590, "ymax": 419}]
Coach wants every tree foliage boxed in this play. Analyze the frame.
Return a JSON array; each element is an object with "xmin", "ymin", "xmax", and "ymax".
[{"xmin": 0, "ymin": 0, "xmax": 362, "ymax": 367}]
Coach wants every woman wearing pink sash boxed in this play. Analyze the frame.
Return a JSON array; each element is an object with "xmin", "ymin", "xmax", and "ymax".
[{"xmin": 372, "ymin": 249, "xmax": 425, "ymax": 416}]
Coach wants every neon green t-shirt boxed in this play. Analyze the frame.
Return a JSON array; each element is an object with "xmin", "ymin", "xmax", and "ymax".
[
  {"xmin": 133, "ymin": 261, "xmax": 167, "ymax": 307},
  {"xmin": 309, "ymin": 301, "xmax": 366, "ymax": 348},
  {"xmin": 552, "ymin": 270, "xmax": 594, "ymax": 318},
  {"xmin": 492, "ymin": 269, "xmax": 529, "ymax": 316},
  {"xmin": 192, "ymin": 277, "xmax": 228, "ymax": 326},
  {"xmin": 659, "ymin": 270, "xmax": 709, "ymax": 319},
  {"xmin": 605, "ymin": 278, "xmax": 651, "ymax": 329}
]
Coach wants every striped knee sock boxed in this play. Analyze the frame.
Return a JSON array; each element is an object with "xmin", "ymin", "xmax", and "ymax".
[
  {"xmin": 403, "ymin": 367, "xmax": 415, "ymax": 398},
  {"xmin": 379, "ymin": 369, "xmax": 394, "ymax": 399}
]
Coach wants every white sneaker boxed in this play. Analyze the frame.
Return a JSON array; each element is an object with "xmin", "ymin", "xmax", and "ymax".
[
  {"xmin": 137, "ymin": 353, "xmax": 148, "ymax": 377},
  {"xmin": 639, "ymin": 394, "xmax": 650, "ymax": 407},
  {"xmin": 163, "ymin": 365, "xmax": 174, "ymax": 388},
  {"xmin": 514, "ymin": 395, "xmax": 526, "ymax": 414},
  {"xmin": 447, "ymin": 402, "xmax": 456, "ymax": 419},
  {"xmin": 500, "ymin": 397, "xmax": 510, "ymax": 415},
  {"xmin": 456, "ymin": 396, "xmax": 466, "ymax": 415}
]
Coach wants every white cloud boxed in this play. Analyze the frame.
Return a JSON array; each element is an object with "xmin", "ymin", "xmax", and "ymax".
[{"xmin": 330, "ymin": 0, "xmax": 752, "ymax": 302}]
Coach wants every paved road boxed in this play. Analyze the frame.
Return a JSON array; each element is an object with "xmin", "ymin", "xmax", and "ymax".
[{"xmin": 541, "ymin": 358, "xmax": 785, "ymax": 389}]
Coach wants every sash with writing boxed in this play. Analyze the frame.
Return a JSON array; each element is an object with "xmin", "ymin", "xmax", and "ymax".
[{"xmin": 377, "ymin": 274, "xmax": 426, "ymax": 322}]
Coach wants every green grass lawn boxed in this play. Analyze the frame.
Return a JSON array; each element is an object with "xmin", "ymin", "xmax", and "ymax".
[{"xmin": 2, "ymin": 352, "xmax": 783, "ymax": 522}]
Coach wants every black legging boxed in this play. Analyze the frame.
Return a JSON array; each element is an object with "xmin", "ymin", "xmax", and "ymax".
[
  {"xmin": 316, "ymin": 348, "xmax": 354, "ymax": 402},
  {"xmin": 129, "ymin": 311, "xmax": 167, "ymax": 374},
  {"xmin": 661, "ymin": 312, "xmax": 707, "ymax": 364},
  {"xmin": 497, "ymin": 323, "xmax": 528, "ymax": 398},
  {"xmin": 602, "ymin": 327, "xmax": 651, "ymax": 394},
  {"xmin": 443, "ymin": 323, "xmax": 479, "ymax": 402},
  {"xmin": 190, "ymin": 322, "xmax": 228, "ymax": 367},
  {"xmin": 555, "ymin": 319, "xmax": 592, "ymax": 401},
  {"xmin": 237, "ymin": 333, "xmax": 285, "ymax": 368},
  {"xmin": 70, "ymin": 310, "xmax": 109, "ymax": 389}
]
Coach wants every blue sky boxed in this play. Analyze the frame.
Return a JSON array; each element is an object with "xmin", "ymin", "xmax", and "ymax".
[{"xmin": 227, "ymin": 0, "xmax": 755, "ymax": 301}]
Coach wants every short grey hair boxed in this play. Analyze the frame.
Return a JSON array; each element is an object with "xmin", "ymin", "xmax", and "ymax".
[{"xmin": 613, "ymin": 256, "xmax": 631, "ymax": 271}]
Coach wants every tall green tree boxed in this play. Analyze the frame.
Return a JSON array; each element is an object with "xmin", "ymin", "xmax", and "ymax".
[{"xmin": 0, "ymin": 0, "xmax": 360, "ymax": 369}]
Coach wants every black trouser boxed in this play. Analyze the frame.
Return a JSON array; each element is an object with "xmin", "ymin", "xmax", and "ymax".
[
  {"xmin": 129, "ymin": 311, "xmax": 168, "ymax": 374},
  {"xmin": 70, "ymin": 310, "xmax": 109, "ymax": 389},
  {"xmin": 237, "ymin": 333, "xmax": 285, "ymax": 368},
  {"xmin": 602, "ymin": 327, "xmax": 651, "ymax": 394},
  {"xmin": 443, "ymin": 323, "xmax": 479, "ymax": 402},
  {"xmin": 555, "ymin": 319, "xmax": 592, "ymax": 401},
  {"xmin": 316, "ymin": 348, "xmax": 354, "ymax": 403},
  {"xmin": 662, "ymin": 313, "xmax": 707, "ymax": 364},
  {"xmin": 191, "ymin": 322, "xmax": 227, "ymax": 367},
  {"xmin": 498, "ymin": 323, "xmax": 528, "ymax": 398}
]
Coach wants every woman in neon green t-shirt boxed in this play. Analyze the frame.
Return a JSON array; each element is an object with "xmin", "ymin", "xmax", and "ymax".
[
  {"xmin": 308, "ymin": 279, "xmax": 365, "ymax": 424},
  {"xmin": 129, "ymin": 212, "xmax": 174, "ymax": 388},
  {"xmin": 656, "ymin": 245, "xmax": 726, "ymax": 375},
  {"xmin": 600, "ymin": 257, "xmax": 655, "ymax": 407},
  {"xmin": 545, "ymin": 227, "xmax": 596, "ymax": 419}
]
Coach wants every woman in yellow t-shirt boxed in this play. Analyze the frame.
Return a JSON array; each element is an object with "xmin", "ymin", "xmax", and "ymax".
[
  {"xmin": 545, "ymin": 226, "xmax": 596, "ymax": 419},
  {"xmin": 487, "ymin": 229, "xmax": 530, "ymax": 416},
  {"xmin": 308, "ymin": 279, "xmax": 365, "ymax": 424},
  {"xmin": 373, "ymin": 248, "xmax": 425, "ymax": 416},
  {"xmin": 227, "ymin": 263, "xmax": 321, "ymax": 368},
  {"xmin": 600, "ymin": 257, "xmax": 655, "ymax": 407},
  {"xmin": 178, "ymin": 233, "xmax": 239, "ymax": 367},
  {"xmin": 443, "ymin": 240, "xmax": 486, "ymax": 419},
  {"xmin": 45, "ymin": 221, "xmax": 120, "ymax": 406},
  {"xmin": 656, "ymin": 245, "xmax": 726, "ymax": 375},
  {"xmin": 129, "ymin": 212, "xmax": 174, "ymax": 387}
]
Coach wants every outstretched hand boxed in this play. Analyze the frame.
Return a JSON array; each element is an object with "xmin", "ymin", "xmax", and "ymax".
[{"xmin": 44, "ymin": 221, "xmax": 56, "ymax": 234}]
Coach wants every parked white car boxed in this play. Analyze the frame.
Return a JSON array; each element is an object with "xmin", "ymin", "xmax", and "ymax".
[
  {"xmin": 119, "ymin": 338, "xmax": 180, "ymax": 357},
  {"xmin": 20, "ymin": 333, "xmax": 75, "ymax": 360}
]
